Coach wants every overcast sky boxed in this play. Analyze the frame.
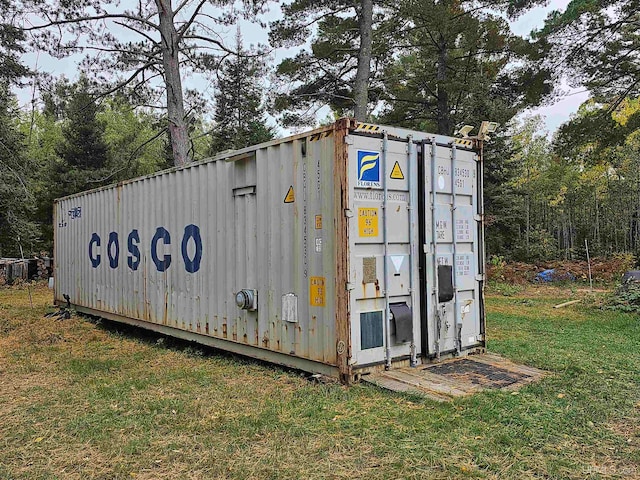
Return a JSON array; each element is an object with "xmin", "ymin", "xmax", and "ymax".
[{"xmin": 18, "ymin": 0, "xmax": 586, "ymax": 137}]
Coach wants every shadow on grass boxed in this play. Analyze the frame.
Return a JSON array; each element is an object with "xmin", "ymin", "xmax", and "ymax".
[{"xmin": 79, "ymin": 311, "xmax": 323, "ymax": 383}]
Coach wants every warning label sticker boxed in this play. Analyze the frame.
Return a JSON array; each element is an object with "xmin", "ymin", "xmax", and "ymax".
[
  {"xmin": 358, "ymin": 207, "xmax": 379, "ymax": 237},
  {"xmin": 390, "ymin": 161, "xmax": 404, "ymax": 180},
  {"xmin": 310, "ymin": 277, "xmax": 326, "ymax": 307},
  {"xmin": 284, "ymin": 186, "xmax": 295, "ymax": 203}
]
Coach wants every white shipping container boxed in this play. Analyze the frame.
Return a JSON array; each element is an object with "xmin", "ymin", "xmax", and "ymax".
[{"xmin": 54, "ymin": 119, "xmax": 486, "ymax": 383}]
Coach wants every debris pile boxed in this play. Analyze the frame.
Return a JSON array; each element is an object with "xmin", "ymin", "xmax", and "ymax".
[{"xmin": 487, "ymin": 256, "xmax": 634, "ymax": 284}]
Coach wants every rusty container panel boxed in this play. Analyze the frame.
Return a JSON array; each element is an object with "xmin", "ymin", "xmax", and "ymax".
[
  {"xmin": 54, "ymin": 119, "xmax": 486, "ymax": 380},
  {"xmin": 54, "ymin": 126, "xmax": 340, "ymax": 374}
]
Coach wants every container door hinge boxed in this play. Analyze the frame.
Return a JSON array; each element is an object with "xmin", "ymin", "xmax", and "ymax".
[
  {"xmin": 344, "ymin": 209, "xmax": 354, "ymax": 218},
  {"xmin": 346, "ymin": 282, "xmax": 355, "ymax": 291},
  {"xmin": 344, "ymin": 135, "xmax": 354, "ymax": 145},
  {"xmin": 475, "ymin": 274, "xmax": 486, "ymax": 281},
  {"xmin": 474, "ymin": 214, "xmax": 483, "ymax": 222},
  {"xmin": 423, "ymin": 244, "xmax": 429, "ymax": 254}
]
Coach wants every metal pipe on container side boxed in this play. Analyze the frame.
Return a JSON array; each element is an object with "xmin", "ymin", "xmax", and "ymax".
[
  {"xmin": 382, "ymin": 132, "xmax": 392, "ymax": 370},
  {"xmin": 430, "ymin": 138, "xmax": 441, "ymax": 360},
  {"xmin": 450, "ymin": 143, "xmax": 460, "ymax": 355},
  {"xmin": 407, "ymin": 136, "xmax": 418, "ymax": 367},
  {"xmin": 477, "ymin": 139, "xmax": 487, "ymax": 338}
]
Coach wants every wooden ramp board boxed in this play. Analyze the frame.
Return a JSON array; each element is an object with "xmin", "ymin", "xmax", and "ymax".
[{"xmin": 362, "ymin": 354, "xmax": 545, "ymax": 400}]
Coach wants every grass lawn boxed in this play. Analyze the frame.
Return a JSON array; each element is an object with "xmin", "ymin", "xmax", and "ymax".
[{"xmin": 0, "ymin": 283, "xmax": 638, "ymax": 479}]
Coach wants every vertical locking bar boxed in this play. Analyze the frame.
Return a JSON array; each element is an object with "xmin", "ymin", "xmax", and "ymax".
[
  {"xmin": 407, "ymin": 136, "xmax": 418, "ymax": 367},
  {"xmin": 430, "ymin": 138, "xmax": 441, "ymax": 360},
  {"xmin": 451, "ymin": 143, "xmax": 461, "ymax": 355},
  {"xmin": 382, "ymin": 132, "xmax": 392, "ymax": 370}
]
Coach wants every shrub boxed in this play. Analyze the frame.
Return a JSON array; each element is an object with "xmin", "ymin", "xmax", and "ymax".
[{"xmin": 603, "ymin": 281, "xmax": 640, "ymax": 313}]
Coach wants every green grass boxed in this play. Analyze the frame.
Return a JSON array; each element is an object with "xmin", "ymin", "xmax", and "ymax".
[{"xmin": 0, "ymin": 283, "xmax": 638, "ymax": 479}]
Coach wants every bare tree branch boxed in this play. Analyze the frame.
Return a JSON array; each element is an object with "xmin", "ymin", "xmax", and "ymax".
[{"xmin": 24, "ymin": 13, "xmax": 160, "ymax": 32}]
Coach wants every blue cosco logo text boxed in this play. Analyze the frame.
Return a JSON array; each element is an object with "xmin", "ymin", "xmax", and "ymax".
[{"xmin": 89, "ymin": 225, "xmax": 203, "ymax": 273}]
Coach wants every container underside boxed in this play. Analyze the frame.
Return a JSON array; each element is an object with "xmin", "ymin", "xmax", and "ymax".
[
  {"xmin": 67, "ymin": 303, "xmax": 490, "ymax": 384},
  {"xmin": 71, "ymin": 304, "xmax": 340, "ymax": 379}
]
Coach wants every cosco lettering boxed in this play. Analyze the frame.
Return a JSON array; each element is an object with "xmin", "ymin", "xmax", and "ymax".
[{"xmin": 88, "ymin": 224, "xmax": 203, "ymax": 273}]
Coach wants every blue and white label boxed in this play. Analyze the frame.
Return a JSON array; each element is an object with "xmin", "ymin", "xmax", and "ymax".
[{"xmin": 357, "ymin": 151, "xmax": 381, "ymax": 188}]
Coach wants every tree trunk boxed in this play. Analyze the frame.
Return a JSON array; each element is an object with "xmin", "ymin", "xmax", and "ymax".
[
  {"xmin": 353, "ymin": 0, "xmax": 373, "ymax": 121},
  {"xmin": 156, "ymin": 0, "xmax": 190, "ymax": 167},
  {"xmin": 525, "ymin": 166, "xmax": 530, "ymax": 258},
  {"xmin": 436, "ymin": 38, "xmax": 450, "ymax": 135}
]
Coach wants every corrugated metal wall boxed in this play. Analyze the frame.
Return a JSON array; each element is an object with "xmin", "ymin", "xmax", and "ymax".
[
  {"xmin": 53, "ymin": 120, "xmax": 486, "ymax": 377},
  {"xmin": 54, "ymin": 129, "xmax": 339, "ymax": 368}
]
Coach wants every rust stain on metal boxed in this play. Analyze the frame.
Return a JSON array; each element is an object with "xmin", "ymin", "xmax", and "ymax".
[
  {"xmin": 163, "ymin": 291, "xmax": 168, "ymax": 325},
  {"xmin": 222, "ymin": 323, "xmax": 227, "ymax": 338},
  {"xmin": 333, "ymin": 117, "xmax": 352, "ymax": 382}
]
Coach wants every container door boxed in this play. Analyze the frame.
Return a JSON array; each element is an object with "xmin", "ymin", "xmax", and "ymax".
[
  {"xmin": 348, "ymin": 133, "xmax": 421, "ymax": 366},
  {"xmin": 422, "ymin": 141, "xmax": 483, "ymax": 357}
]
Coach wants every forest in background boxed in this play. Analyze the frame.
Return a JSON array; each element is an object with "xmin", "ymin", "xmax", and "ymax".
[{"xmin": 1, "ymin": 0, "xmax": 639, "ymax": 265}]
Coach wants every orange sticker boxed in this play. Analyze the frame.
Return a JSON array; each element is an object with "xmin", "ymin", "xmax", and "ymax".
[
  {"xmin": 310, "ymin": 277, "xmax": 326, "ymax": 307},
  {"xmin": 358, "ymin": 207, "xmax": 379, "ymax": 237}
]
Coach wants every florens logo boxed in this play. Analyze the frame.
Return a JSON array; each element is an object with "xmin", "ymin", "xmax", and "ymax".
[{"xmin": 357, "ymin": 151, "xmax": 381, "ymax": 188}]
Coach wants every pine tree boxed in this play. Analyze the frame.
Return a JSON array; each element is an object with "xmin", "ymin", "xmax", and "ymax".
[
  {"xmin": 0, "ymin": 0, "xmax": 37, "ymax": 256},
  {"xmin": 36, "ymin": 77, "xmax": 111, "ymax": 242},
  {"xmin": 377, "ymin": 0, "xmax": 550, "ymax": 135},
  {"xmin": 209, "ymin": 30, "xmax": 275, "ymax": 155},
  {"xmin": 270, "ymin": 0, "xmax": 392, "ymax": 126},
  {"xmin": 56, "ymin": 78, "xmax": 108, "ymax": 172},
  {"xmin": 533, "ymin": 0, "xmax": 640, "ymax": 111}
]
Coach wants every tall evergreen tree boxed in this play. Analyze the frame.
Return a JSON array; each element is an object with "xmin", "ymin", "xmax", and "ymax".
[
  {"xmin": 533, "ymin": 0, "xmax": 640, "ymax": 111},
  {"xmin": 33, "ymin": 77, "xmax": 111, "ymax": 244},
  {"xmin": 208, "ymin": 30, "xmax": 275, "ymax": 154},
  {"xmin": 0, "ymin": 89, "xmax": 39, "ymax": 256},
  {"xmin": 269, "ymin": 0, "xmax": 393, "ymax": 126},
  {"xmin": 377, "ymin": 0, "xmax": 550, "ymax": 135},
  {"xmin": 0, "ymin": 0, "xmax": 37, "ymax": 256},
  {"xmin": 56, "ymin": 78, "xmax": 108, "ymax": 172}
]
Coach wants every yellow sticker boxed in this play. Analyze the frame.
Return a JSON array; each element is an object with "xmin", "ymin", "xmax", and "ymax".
[
  {"xmin": 315, "ymin": 215, "xmax": 322, "ymax": 229},
  {"xmin": 390, "ymin": 161, "xmax": 404, "ymax": 180},
  {"xmin": 310, "ymin": 277, "xmax": 326, "ymax": 307},
  {"xmin": 358, "ymin": 207, "xmax": 379, "ymax": 237},
  {"xmin": 284, "ymin": 185, "xmax": 295, "ymax": 203}
]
